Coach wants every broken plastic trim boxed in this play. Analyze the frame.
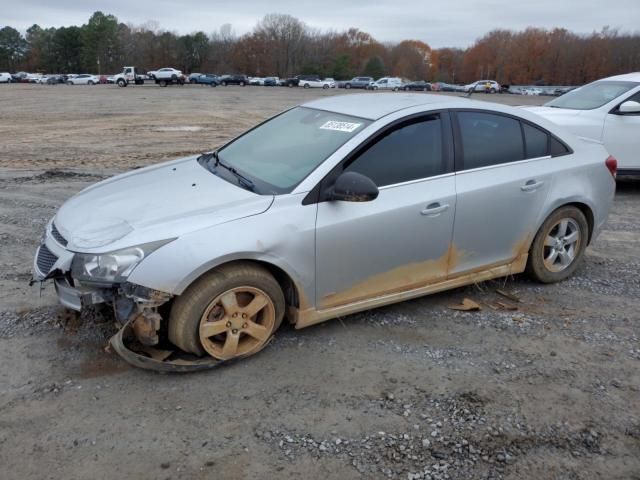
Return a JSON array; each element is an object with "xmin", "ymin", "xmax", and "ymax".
[
  {"xmin": 109, "ymin": 319, "xmax": 230, "ymax": 372},
  {"xmin": 109, "ymin": 319, "xmax": 276, "ymax": 373}
]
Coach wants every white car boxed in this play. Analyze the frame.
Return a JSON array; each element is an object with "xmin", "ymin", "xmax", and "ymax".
[
  {"xmin": 148, "ymin": 68, "xmax": 182, "ymax": 80},
  {"xmin": 465, "ymin": 80, "xmax": 501, "ymax": 93},
  {"xmin": 0, "ymin": 72, "xmax": 11, "ymax": 83},
  {"xmin": 522, "ymin": 88, "xmax": 543, "ymax": 96},
  {"xmin": 67, "ymin": 74, "xmax": 99, "ymax": 85},
  {"xmin": 525, "ymin": 72, "xmax": 640, "ymax": 174},
  {"xmin": 299, "ymin": 78, "xmax": 335, "ymax": 89},
  {"xmin": 371, "ymin": 77, "xmax": 403, "ymax": 91}
]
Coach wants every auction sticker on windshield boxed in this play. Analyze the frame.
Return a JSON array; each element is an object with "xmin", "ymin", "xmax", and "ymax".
[{"xmin": 320, "ymin": 121, "xmax": 362, "ymax": 133}]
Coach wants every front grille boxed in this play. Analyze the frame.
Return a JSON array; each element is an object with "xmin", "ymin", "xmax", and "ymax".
[
  {"xmin": 36, "ymin": 244, "xmax": 58, "ymax": 275},
  {"xmin": 51, "ymin": 223, "xmax": 68, "ymax": 246}
]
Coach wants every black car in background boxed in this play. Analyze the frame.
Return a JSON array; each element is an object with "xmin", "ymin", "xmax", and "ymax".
[
  {"xmin": 403, "ymin": 80, "xmax": 432, "ymax": 91},
  {"xmin": 218, "ymin": 74, "xmax": 248, "ymax": 86},
  {"xmin": 46, "ymin": 75, "xmax": 67, "ymax": 85},
  {"xmin": 281, "ymin": 75, "xmax": 319, "ymax": 87}
]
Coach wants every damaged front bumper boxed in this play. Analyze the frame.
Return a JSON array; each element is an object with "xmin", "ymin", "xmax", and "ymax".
[{"xmin": 54, "ymin": 277, "xmax": 109, "ymax": 311}]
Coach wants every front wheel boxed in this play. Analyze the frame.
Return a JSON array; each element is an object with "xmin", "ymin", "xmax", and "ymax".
[
  {"xmin": 168, "ymin": 263, "xmax": 285, "ymax": 360},
  {"xmin": 117, "ymin": 79, "xmax": 126, "ymax": 87},
  {"xmin": 527, "ymin": 206, "xmax": 589, "ymax": 283},
  {"xmin": 158, "ymin": 79, "xmax": 168, "ymax": 87}
]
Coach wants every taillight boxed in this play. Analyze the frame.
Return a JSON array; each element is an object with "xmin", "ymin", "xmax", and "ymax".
[{"xmin": 605, "ymin": 155, "xmax": 617, "ymax": 179}]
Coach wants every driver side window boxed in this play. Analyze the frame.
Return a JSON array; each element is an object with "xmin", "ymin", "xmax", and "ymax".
[{"xmin": 344, "ymin": 115, "xmax": 444, "ymax": 187}]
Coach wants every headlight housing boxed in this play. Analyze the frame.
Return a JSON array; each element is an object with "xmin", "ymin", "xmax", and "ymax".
[{"xmin": 71, "ymin": 239, "xmax": 174, "ymax": 284}]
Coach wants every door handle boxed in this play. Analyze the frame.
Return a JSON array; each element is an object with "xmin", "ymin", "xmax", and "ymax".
[
  {"xmin": 521, "ymin": 180, "xmax": 544, "ymax": 192},
  {"xmin": 421, "ymin": 203, "xmax": 449, "ymax": 216}
]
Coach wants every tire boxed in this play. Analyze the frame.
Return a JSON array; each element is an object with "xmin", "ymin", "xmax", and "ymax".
[
  {"xmin": 210, "ymin": 82, "xmax": 217, "ymax": 87},
  {"xmin": 159, "ymin": 80, "xmax": 167, "ymax": 87},
  {"xmin": 88, "ymin": 80, "xmax": 94, "ymax": 85},
  {"xmin": 117, "ymin": 79, "xmax": 126, "ymax": 87},
  {"xmin": 323, "ymin": 84, "xmax": 329, "ymax": 89},
  {"xmin": 423, "ymin": 87, "xmax": 428, "ymax": 91},
  {"xmin": 345, "ymin": 83, "xmax": 351, "ymax": 89},
  {"xmin": 168, "ymin": 262, "xmax": 285, "ymax": 360},
  {"xmin": 303, "ymin": 83, "xmax": 309, "ymax": 89},
  {"xmin": 239, "ymin": 81, "xmax": 245, "ymax": 86},
  {"xmin": 527, "ymin": 206, "xmax": 589, "ymax": 284},
  {"xmin": 393, "ymin": 87, "xmax": 398, "ymax": 91},
  {"xmin": 190, "ymin": 79, "xmax": 197, "ymax": 84},
  {"xmin": 67, "ymin": 81, "xmax": 73, "ymax": 85},
  {"xmin": 221, "ymin": 81, "xmax": 227, "ymax": 86},
  {"xmin": 490, "ymin": 88, "xmax": 497, "ymax": 94}
]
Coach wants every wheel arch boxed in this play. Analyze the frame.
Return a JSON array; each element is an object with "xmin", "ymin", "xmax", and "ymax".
[
  {"xmin": 174, "ymin": 256, "xmax": 305, "ymax": 310},
  {"xmin": 535, "ymin": 200, "xmax": 595, "ymax": 246}
]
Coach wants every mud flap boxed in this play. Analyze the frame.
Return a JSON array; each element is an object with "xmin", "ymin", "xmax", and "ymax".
[{"xmin": 109, "ymin": 320, "xmax": 230, "ymax": 373}]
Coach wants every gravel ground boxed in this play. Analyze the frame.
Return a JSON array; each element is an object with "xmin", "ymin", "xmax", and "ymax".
[{"xmin": 0, "ymin": 84, "xmax": 639, "ymax": 480}]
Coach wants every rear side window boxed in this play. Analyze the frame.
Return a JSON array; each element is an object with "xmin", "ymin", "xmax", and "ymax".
[
  {"xmin": 345, "ymin": 115, "xmax": 444, "ymax": 186},
  {"xmin": 523, "ymin": 123, "xmax": 549, "ymax": 158},
  {"xmin": 550, "ymin": 137, "xmax": 570, "ymax": 156},
  {"xmin": 457, "ymin": 112, "xmax": 524, "ymax": 169}
]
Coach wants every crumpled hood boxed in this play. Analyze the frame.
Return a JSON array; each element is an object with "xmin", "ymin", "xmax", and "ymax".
[{"xmin": 55, "ymin": 156, "xmax": 274, "ymax": 252}]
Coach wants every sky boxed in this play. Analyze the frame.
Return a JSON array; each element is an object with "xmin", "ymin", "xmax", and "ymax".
[{"xmin": 2, "ymin": 0, "xmax": 639, "ymax": 48}]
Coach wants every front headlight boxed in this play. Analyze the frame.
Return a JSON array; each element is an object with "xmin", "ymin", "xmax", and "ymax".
[{"xmin": 71, "ymin": 239, "xmax": 174, "ymax": 283}]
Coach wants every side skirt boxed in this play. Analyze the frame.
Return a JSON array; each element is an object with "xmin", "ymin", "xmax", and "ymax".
[{"xmin": 289, "ymin": 254, "xmax": 528, "ymax": 329}]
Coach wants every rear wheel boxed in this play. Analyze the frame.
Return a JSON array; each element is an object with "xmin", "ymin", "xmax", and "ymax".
[
  {"xmin": 345, "ymin": 83, "xmax": 351, "ymax": 89},
  {"xmin": 239, "ymin": 81, "xmax": 245, "ymax": 86},
  {"xmin": 168, "ymin": 263, "xmax": 285, "ymax": 360},
  {"xmin": 527, "ymin": 206, "xmax": 589, "ymax": 283},
  {"xmin": 221, "ymin": 81, "xmax": 227, "ymax": 86},
  {"xmin": 159, "ymin": 79, "xmax": 167, "ymax": 87}
]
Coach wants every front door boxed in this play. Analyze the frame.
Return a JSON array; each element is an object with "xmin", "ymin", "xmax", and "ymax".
[{"xmin": 314, "ymin": 113, "xmax": 456, "ymax": 309}]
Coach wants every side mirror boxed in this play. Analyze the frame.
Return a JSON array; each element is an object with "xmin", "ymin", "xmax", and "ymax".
[
  {"xmin": 330, "ymin": 171, "xmax": 379, "ymax": 202},
  {"xmin": 618, "ymin": 100, "xmax": 640, "ymax": 114}
]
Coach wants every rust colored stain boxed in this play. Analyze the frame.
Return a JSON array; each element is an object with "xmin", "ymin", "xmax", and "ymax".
[{"xmin": 321, "ymin": 245, "xmax": 462, "ymax": 309}]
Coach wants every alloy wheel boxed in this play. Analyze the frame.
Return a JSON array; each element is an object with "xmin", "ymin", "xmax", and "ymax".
[
  {"xmin": 198, "ymin": 286, "xmax": 276, "ymax": 360},
  {"xmin": 543, "ymin": 218, "xmax": 581, "ymax": 272}
]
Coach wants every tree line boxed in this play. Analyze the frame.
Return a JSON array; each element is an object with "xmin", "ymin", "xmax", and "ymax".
[{"xmin": 1, "ymin": 11, "xmax": 639, "ymax": 85}]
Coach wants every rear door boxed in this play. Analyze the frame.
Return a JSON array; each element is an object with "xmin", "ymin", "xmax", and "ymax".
[
  {"xmin": 314, "ymin": 113, "xmax": 456, "ymax": 309},
  {"xmin": 450, "ymin": 110, "xmax": 555, "ymax": 275},
  {"xmin": 602, "ymin": 91, "xmax": 640, "ymax": 171}
]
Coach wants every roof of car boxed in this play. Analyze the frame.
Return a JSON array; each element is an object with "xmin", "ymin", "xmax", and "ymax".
[
  {"xmin": 599, "ymin": 72, "xmax": 640, "ymax": 82},
  {"xmin": 303, "ymin": 93, "xmax": 490, "ymax": 120}
]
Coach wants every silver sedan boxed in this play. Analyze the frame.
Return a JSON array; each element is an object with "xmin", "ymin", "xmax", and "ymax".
[{"xmin": 33, "ymin": 94, "xmax": 616, "ymax": 369}]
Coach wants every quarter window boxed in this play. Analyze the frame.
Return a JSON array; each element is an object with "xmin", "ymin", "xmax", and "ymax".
[
  {"xmin": 457, "ymin": 112, "xmax": 524, "ymax": 169},
  {"xmin": 344, "ymin": 115, "xmax": 444, "ymax": 187},
  {"xmin": 523, "ymin": 123, "xmax": 549, "ymax": 158}
]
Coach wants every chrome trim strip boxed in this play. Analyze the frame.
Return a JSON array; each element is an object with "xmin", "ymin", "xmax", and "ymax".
[{"xmin": 455, "ymin": 155, "xmax": 553, "ymax": 175}]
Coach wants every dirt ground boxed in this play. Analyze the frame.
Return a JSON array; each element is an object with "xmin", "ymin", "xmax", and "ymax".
[{"xmin": 0, "ymin": 84, "xmax": 639, "ymax": 480}]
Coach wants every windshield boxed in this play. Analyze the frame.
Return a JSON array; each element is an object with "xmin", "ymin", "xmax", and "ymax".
[
  {"xmin": 546, "ymin": 81, "xmax": 638, "ymax": 110},
  {"xmin": 216, "ymin": 107, "xmax": 371, "ymax": 194}
]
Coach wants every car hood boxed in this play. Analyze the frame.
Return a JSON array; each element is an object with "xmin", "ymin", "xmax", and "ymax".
[{"xmin": 55, "ymin": 156, "xmax": 274, "ymax": 252}]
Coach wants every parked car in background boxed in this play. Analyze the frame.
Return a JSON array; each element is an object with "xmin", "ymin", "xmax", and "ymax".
[
  {"xmin": 249, "ymin": 77, "xmax": 265, "ymax": 86},
  {"xmin": 188, "ymin": 73, "xmax": 202, "ymax": 83},
  {"xmin": 299, "ymin": 77, "xmax": 335, "ymax": 89},
  {"xmin": 67, "ymin": 74, "xmax": 100, "ymax": 85},
  {"xmin": 524, "ymin": 72, "xmax": 640, "ymax": 174},
  {"xmin": 522, "ymin": 87, "xmax": 543, "ymax": 96},
  {"xmin": 148, "ymin": 68, "xmax": 183, "ymax": 81},
  {"xmin": 432, "ymin": 82, "xmax": 456, "ymax": 92},
  {"xmin": 195, "ymin": 74, "xmax": 219, "ymax": 87},
  {"xmin": 11, "ymin": 72, "xmax": 27, "ymax": 82},
  {"xmin": 0, "ymin": 72, "xmax": 12, "ymax": 83},
  {"xmin": 46, "ymin": 75, "xmax": 66, "ymax": 85},
  {"xmin": 32, "ymin": 93, "xmax": 616, "ymax": 369},
  {"xmin": 26, "ymin": 73, "xmax": 43, "ymax": 83},
  {"xmin": 219, "ymin": 74, "xmax": 248, "ymax": 86},
  {"xmin": 342, "ymin": 77, "xmax": 374, "ymax": 89},
  {"xmin": 465, "ymin": 80, "xmax": 501, "ymax": 93},
  {"xmin": 263, "ymin": 77, "xmax": 280, "ymax": 86},
  {"xmin": 403, "ymin": 80, "xmax": 432, "ymax": 92},
  {"xmin": 371, "ymin": 77, "xmax": 403, "ymax": 91}
]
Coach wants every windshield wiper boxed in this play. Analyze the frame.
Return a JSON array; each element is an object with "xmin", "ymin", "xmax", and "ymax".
[{"xmin": 202, "ymin": 150, "xmax": 255, "ymax": 192}]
